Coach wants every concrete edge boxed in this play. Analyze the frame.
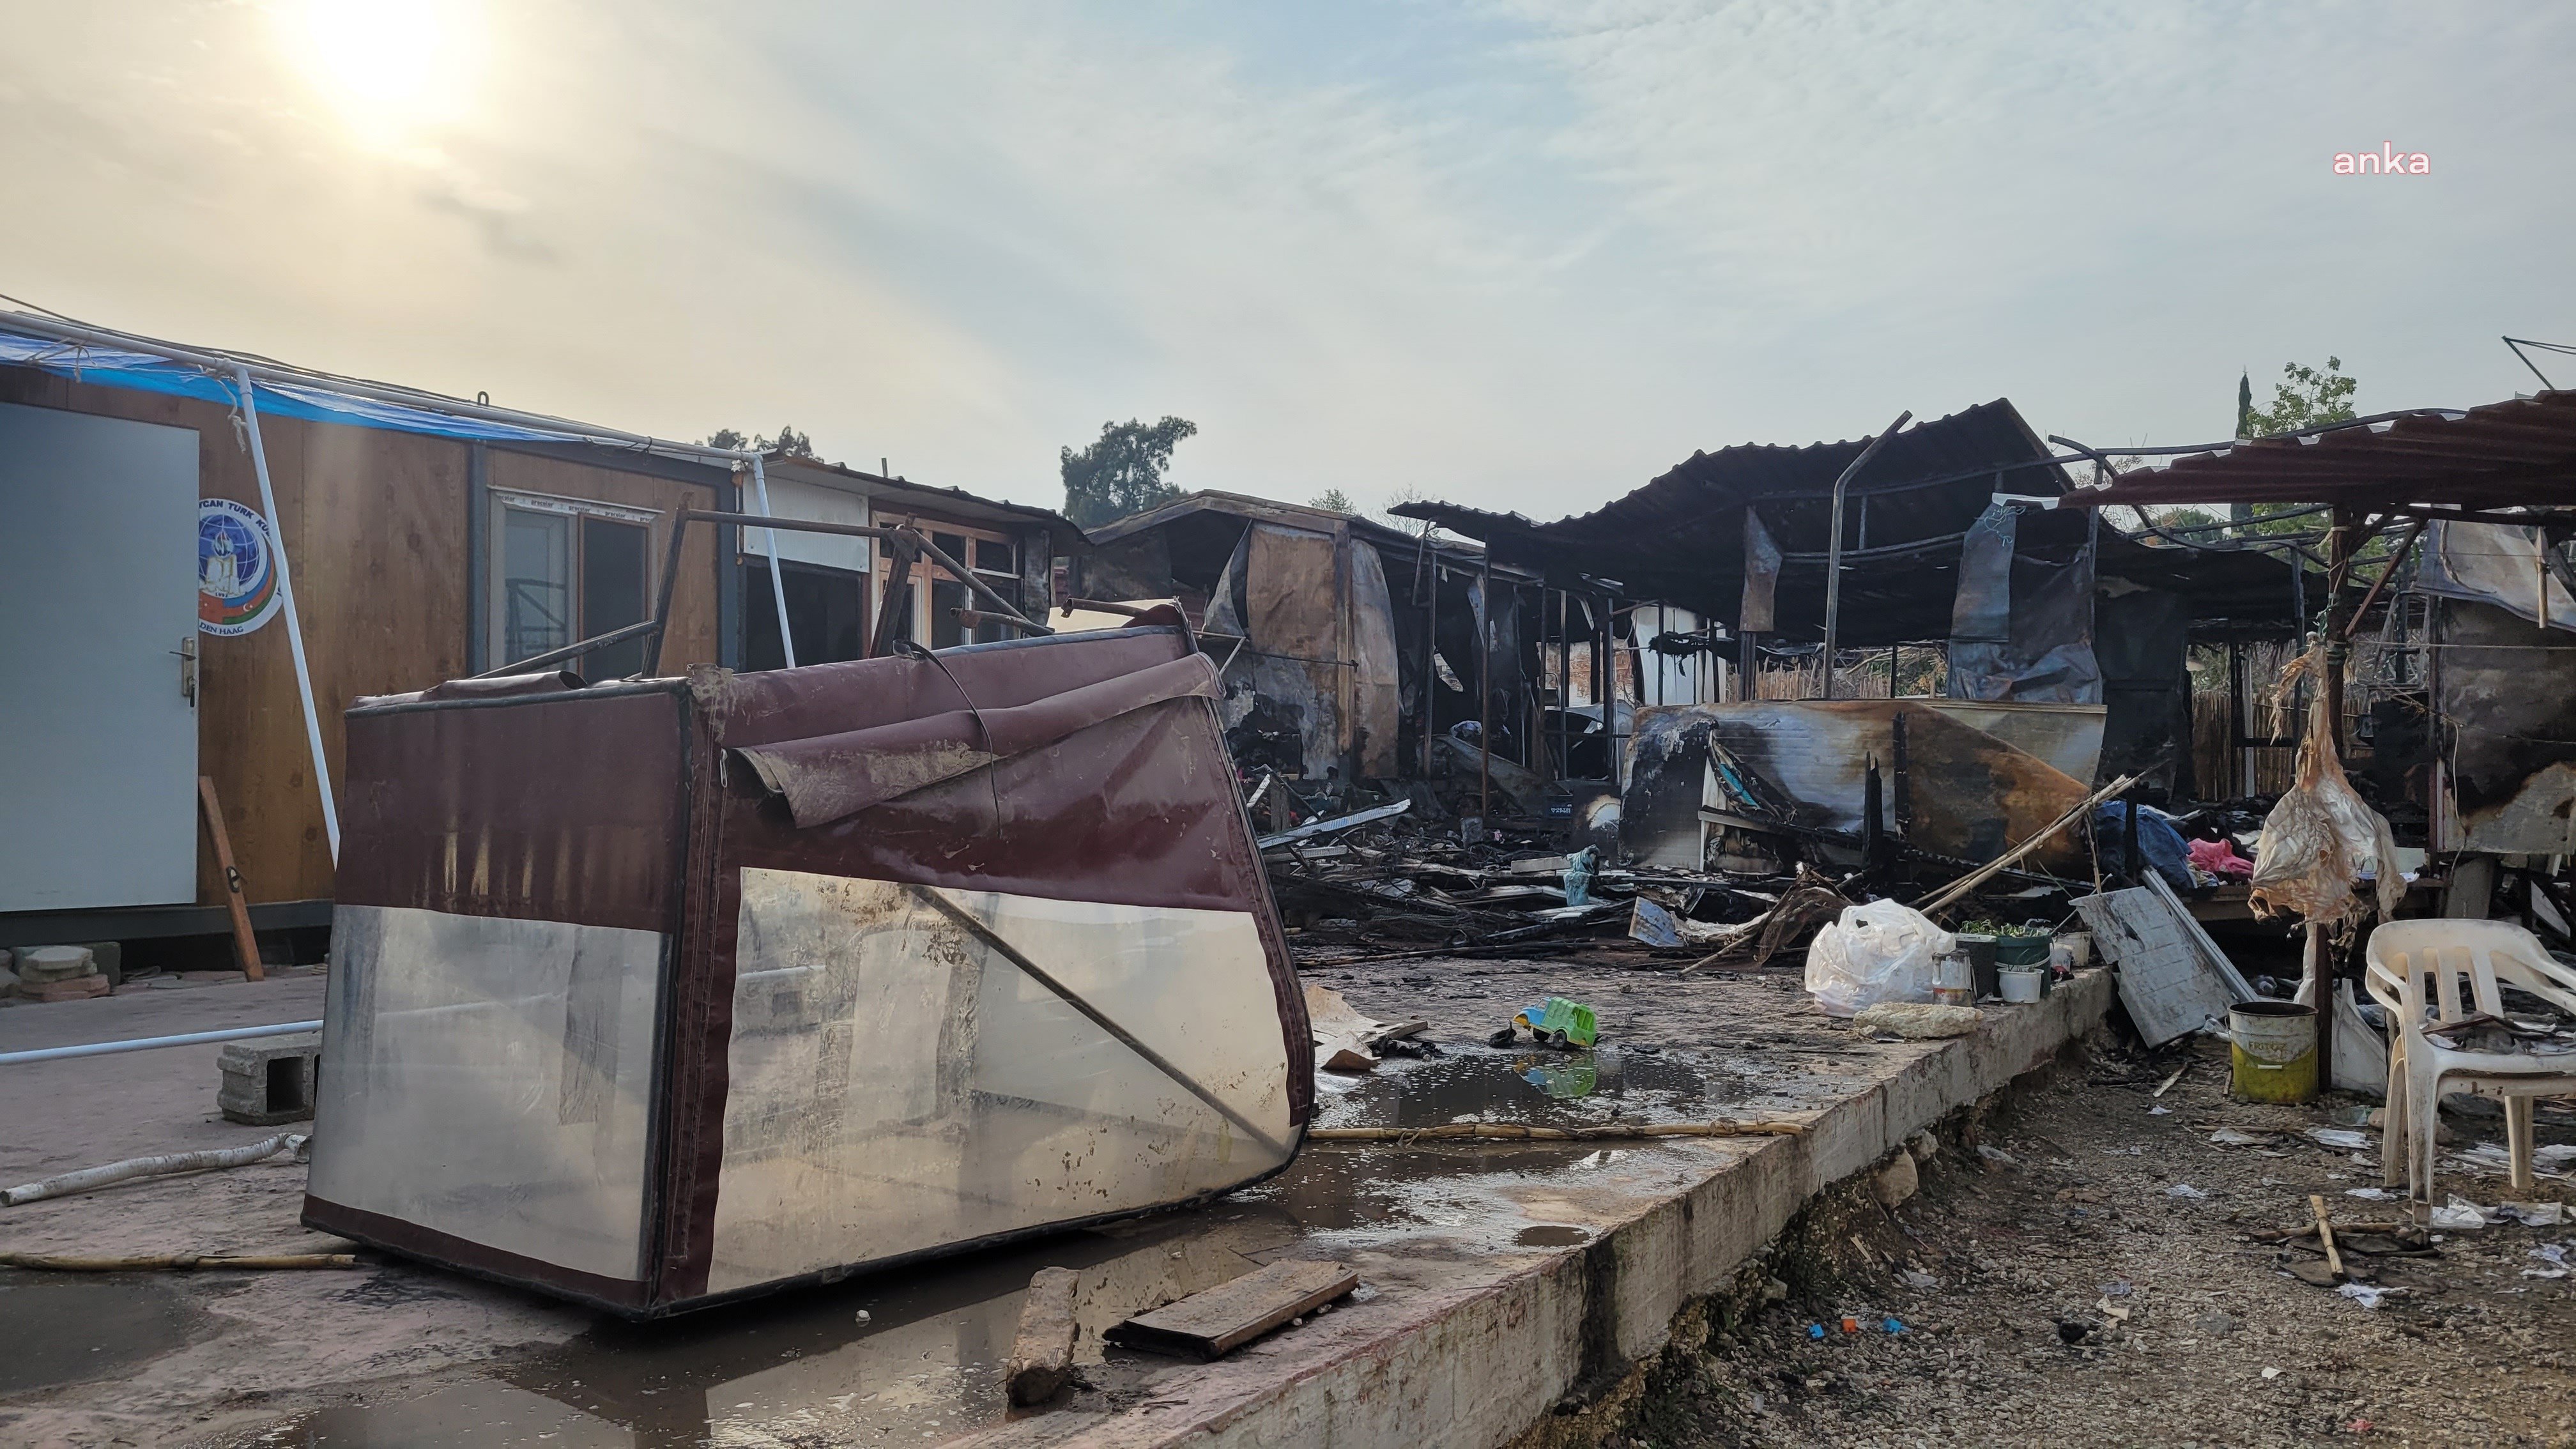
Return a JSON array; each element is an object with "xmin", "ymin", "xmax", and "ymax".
[{"xmin": 969, "ymin": 970, "xmax": 2113, "ymax": 1449}]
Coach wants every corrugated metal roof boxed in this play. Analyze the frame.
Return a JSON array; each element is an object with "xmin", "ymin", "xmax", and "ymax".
[
  {"xmin": 2060, "ymin": 390, "xmax": 2576, "ymax": 510},
  {"xmin": 1394, "ymin": 401, "xmax": 2080, "ymax": 643},
  {"xmin": 1395, "ymin": 399, "xmax": 2312, "ymax": 641}
]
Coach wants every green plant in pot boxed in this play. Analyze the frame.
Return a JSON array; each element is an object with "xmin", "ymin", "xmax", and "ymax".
[
  {"xmin": 1955, "ymin": 919, "xmax": 2001, "ymax": 997},
  {"xmin": 1993, "ymin": 921, "xmax": 2052, "ymax": 968}
]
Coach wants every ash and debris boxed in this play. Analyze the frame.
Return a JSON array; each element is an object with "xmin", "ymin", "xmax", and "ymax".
[{"xmin": 1577, "ymin": 1034, "xmax": 2576, "ymax": 1449}]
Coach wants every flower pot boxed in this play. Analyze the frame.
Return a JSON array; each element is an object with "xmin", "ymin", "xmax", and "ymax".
[{"xmin": 1994, "ymin": 933, "xmax": 2051, "ymax": 969}]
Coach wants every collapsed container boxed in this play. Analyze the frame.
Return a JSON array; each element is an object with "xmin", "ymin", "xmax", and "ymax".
[{"xmin": 303, "ymin": 625, "xmax": 1311, "ymax": 1316}]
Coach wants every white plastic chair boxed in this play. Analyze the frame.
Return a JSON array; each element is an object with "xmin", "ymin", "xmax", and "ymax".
[{"xmin": 2365, "ymin": 919, "xmax": 2576, "ymax": 1204}]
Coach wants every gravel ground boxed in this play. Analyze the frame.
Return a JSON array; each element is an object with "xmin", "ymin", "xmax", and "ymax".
[{"xmin": 1612, "ymin": 1032, "xmax": 2576, "ymax": 1448}]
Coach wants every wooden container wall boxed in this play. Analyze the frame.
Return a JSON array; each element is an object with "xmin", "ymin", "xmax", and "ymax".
[{"xmin": 0, "ymin": 364, "xmax": 723, "ymax": 908}]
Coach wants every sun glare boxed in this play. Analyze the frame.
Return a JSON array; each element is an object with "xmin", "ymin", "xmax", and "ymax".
[{"xmin": 282, "ymin": 0, "xmax": 483, "ymax": 142}]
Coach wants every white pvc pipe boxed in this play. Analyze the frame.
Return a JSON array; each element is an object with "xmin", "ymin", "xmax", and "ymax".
[
  {"xmin": 3, "ymin": 1131, "xmax": 304, "ymax": 1206},
  {"xmin": 233, "ymin": 365, "xmax": 341, "ymax": 862},
  {"xmin": 749, "ymin": 455, "xmax": 796, "ymax": 666},
  {"xmin": 0, "ymin": 1019, "xmax": 324, "ymax": 1067}
]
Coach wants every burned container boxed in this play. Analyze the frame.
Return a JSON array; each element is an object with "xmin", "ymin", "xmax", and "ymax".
[{"xmin": 303, "ymin": 626, "xmax": 1310, "ymax": 1316}]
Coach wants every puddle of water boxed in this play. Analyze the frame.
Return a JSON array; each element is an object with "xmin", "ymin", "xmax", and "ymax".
[
  {"xmin": 1314, "ymin": 1045, "xmax": 1746, "ymax": 1131},
  {"xmin": 0, "ymin": 1278, "xmax": 199, "ymax": 1395},
  {"xmin": 1512, "ymin": 1225, "xmax": 1591, "ymax": 1247},
  {"xmin": 226, "ymin": 1209, "xmax": 1304, "ymax": 1448}
]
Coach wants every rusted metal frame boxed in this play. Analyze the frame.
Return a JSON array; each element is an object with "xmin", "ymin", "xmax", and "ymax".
[
  {"xmin": 869, "ymin": 528, "xmax": 919, "ymax": 659},
  {"xmin": 2341, "ymin": 518, "xmax": 2430, "ymax": 642},
  {"xmin": 627, "ymin": 510, "xmax": 900, "ymax": 675},
  {"xmin": 904, "ymin": 885, "xmax": 1288, "ymax": 1159},
  {"xmin": 895, "ymin": 526, "xmax": 1055, "ymax": 639},
  {"xmin": 1820, "ymin": 410, "xmax": 1913, "ymax": 700}
]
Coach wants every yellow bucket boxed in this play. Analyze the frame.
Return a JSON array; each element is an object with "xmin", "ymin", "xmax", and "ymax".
[{"xmin": 2228, "ymin": 1000, "xmax": 2317, "ymax": 1103}]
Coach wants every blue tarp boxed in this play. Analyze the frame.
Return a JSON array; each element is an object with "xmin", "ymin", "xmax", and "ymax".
[
  {"xmin": 0, "ymin": 328, "xmax": 582, "ymax": 444},
  {"xmin": 2093, "ymin": 801, "xmax": 2193, "ymax": 892}
]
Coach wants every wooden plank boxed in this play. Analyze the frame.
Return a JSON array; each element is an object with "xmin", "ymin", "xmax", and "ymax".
[
  {"xmin": 196, "ymin": 777, "xmax": 264, "ymax": 980},
  {"xmin": 1104, "ymin": 1259, "xmax": 1358, "ymax": 1360},
  {"xmin": 1004, "ymin": 1266, "xmax": 1081, "ymax": 1406}
]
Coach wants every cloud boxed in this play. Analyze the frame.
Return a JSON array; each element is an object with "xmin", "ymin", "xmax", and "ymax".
[{"xmin": 0, "ymin": 1, "xmax": 2570, "ymax": 519}]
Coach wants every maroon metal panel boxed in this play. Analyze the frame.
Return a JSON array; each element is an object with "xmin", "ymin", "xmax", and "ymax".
[
  {"xmin": 335, "ymin": 684, "xmax": 693, "ymax": 935},
  {"xmin": 654, "ymin": 626, "xmax": 1310, "ymax": 1304}
]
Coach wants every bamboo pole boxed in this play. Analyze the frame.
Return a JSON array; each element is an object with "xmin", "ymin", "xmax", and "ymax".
[{"xmin": 1915, "ymin": 771, "xmax": 2142, "ymax": 916}]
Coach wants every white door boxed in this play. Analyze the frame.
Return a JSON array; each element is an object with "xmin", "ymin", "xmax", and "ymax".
[{"xmin": 0, "ymin": 402, "xmax": 201, "ymax": 912}]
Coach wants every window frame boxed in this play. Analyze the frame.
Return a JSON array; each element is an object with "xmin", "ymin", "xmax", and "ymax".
[
  {"xmin": 487, "ymin": 488, "xmax": 663, "ymax": 673},
  {"xmin": 872, "ymin": 512, "xmax": 1023, "ymax": 647}
]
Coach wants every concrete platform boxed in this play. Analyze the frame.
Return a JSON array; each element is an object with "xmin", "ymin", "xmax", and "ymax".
[{"xmin": 0, "ymin": 960, "xmax": 2108, "ymax": 1448}]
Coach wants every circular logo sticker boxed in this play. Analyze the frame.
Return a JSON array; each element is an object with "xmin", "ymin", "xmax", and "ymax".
[{"xmin": 199, "ymin": 498, "xmax": 280, "ymax": 636}]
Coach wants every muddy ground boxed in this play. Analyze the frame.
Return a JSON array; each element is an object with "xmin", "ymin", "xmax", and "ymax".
[{"xmin": 1602, "ymin": 1031, "xmax": 2576, "ymax": 1449}]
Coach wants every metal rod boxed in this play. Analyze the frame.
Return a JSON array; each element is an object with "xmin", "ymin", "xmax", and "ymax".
[
  {"xmin": 904, "ymin": 887, "xmax": 1288, "ymax": 1158},
  {"xmin": 1478, "ymin": 550, "xmax": 1492, "ymax": 822},
  {"xmin": 1820, "ymin": 410, "xmax": 1912, "ymax": 700},
  {"xmin": 0, "ymin": 1020, "xmax": 324, "ymax": 1068},
  {"xmin": 2342, "ymin": 517, "xmax": 2428, "ymax": 641},
  {"xmin": 470, "ymin": 618, "xmax": 662, "ymax": 679},
  {"xmin": 1422, "ymin": 562, "xmax": 1439, "ymax": 778},
  {"xmin": 749, "ymin": 457, "xmax": 797, "ymax": 667},
  {"xmin": 231, "ymin": 367, "xmax": 340, "ymax": 862}
]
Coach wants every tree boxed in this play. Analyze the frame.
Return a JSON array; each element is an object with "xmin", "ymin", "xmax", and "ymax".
[
  {"xmin": 2244, "ymin": 357, "xmax": 2357, "ymax": 438},
  {"xmin": 1309, "ymin": 487, "xmax": 1356, "ymax": 513},
  {"xmin": 1061, "ymin": 416, "xmax": 1197, "ymax": 528},
  {"xmin": 2216, "ymin": 358, "xmax": 2362, "ymax": 542},
  {"xmin": 702, "ymin": 425, "xmax": 816, "ymax": 457}
]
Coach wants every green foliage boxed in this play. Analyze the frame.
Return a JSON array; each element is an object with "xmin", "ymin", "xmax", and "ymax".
[
  {"xmin": 1061, "ymin": 416, "xmax": 1197, "ymax": 528},
  {"xmin": 703, "ymin": 425, "xmax": 816, "ymax": 458},
  {"xmin": 1309, "ymin": 487, "xmax": 1356, "ymax": 513},
  {"xmin": 2244, "ymin": 357, "xmax": 2358, "ymax": 438}
]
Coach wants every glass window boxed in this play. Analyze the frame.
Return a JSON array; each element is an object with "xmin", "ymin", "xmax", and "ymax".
[
  {"xmin": 501, "ymin": 509, "xmax": 571, "ymax": 666},
  {"xmin": 492, "ymin": 496, "xmax": 660, "ymax": 677},
  {"xmin": 930, "ymin": 578, "xmax": 969, "ymax": 649},
  {"xmin": 581, "ymin": 518, "xmax": 649, "ymax": 677},
  {"xmin": 931, "ymin": 533, "xmax": 969, "ymax": 571},
  {"xmin": 974, "ymin": 539, "xmax": 1014, "ymax": 574}
]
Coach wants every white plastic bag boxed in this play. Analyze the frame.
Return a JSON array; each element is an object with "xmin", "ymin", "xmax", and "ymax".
[{"xmin": 1804, "ymin": 900, "xmax": 1956, "ymax": 1017}]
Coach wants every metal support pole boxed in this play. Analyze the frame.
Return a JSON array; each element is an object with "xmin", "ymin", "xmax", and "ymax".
[
  {"xmin": 231, "ymin": 367, "xmax": 340, "ymax": 863},
  {"xmin": 1477, "ymin": 551, "xmax": 1492, "ymax": 824},
  {"xmin": 1820, "ymin": 410, "xmax": 1912, "ymax": 700},
  {"xmin": 1422, "ymin": 561, "xmax": 1439, "ymax": 778},
  {"xmin": 749, "ymin": 456, "xmax": 796, "ymax": 668}
]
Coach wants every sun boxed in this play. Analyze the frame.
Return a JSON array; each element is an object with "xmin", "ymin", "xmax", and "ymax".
[{"xmin": 280, "ymin": 0, "xmax": 483, "ymax": 142}]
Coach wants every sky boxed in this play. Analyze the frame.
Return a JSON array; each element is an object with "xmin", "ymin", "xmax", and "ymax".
[{"xmin": 2, "ymin": 1, "xmax": 2570, "ymax": 521}]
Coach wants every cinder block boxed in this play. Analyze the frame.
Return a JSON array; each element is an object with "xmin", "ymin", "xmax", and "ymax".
[
  {"xmin": 15, "ymin": 945, "xmax": 95, "ymax": 983},
  {"xmin": 218, "ymin": 1031, "xmax": 321, "ymax": 1125}
]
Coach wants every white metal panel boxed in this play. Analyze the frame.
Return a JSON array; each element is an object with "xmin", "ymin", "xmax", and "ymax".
[
  {"xmin": 0, "ymin": 402, "xmax": 199, "ymax": 911},
  {"xmin": 709, "ymin": 870, "xmax": 1293, "ymax": 1294},
  {"xmin": 757, "ymin": 476, "xmax": 873, "ymax": 573},
  {"xmin": 310, "ymin": 905, "xmax": 666, "ymax": 1283}
]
